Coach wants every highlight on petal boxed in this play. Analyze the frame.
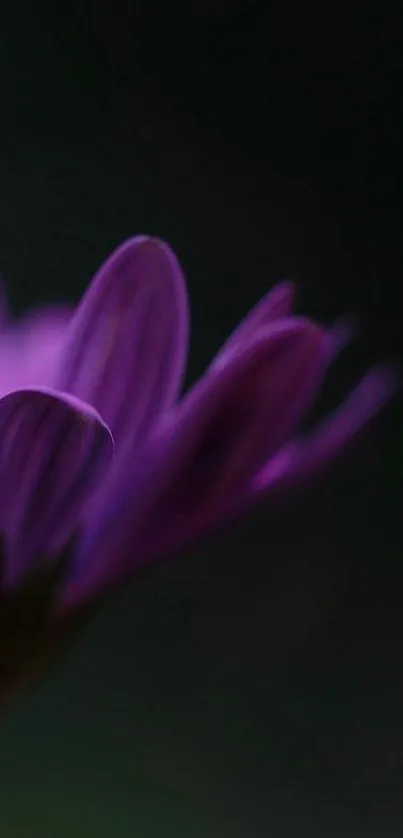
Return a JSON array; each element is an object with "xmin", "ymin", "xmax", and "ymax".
[
  {"xmin": 65, "ymin": 317, "xmax": 330, "ymax": 604},
  {"xmin": 212, "ymin": 280, "xmax": 296, "ymax": 371},
  {"xmin": 253, "ymin": 363, "xmax": 398, "ymax": 493},
  {"xmin": 54, "ymin": 236, "xmax": 189, "ymax": 450},
  {"xmin": 0, "ymin": 388, "xmax": 114, "ymax": 588},
  {"xmin": 0, "ymin": 305, "xmax": 72, "ymax": 397}
]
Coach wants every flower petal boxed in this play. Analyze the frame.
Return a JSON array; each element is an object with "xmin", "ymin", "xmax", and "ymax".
[
  {"xmin": 141, "ymin": 317, "xmax": 328, "ymax": 547},
  {"xmin": 252, "ymin": 363, "xmax": 398, "ymax": 492},
  {"xmin": 212, "ymin": 280, "xmax": 296, "ymax": 371},
  {"xmin": 54, "ymin": 236, "xmax": 189, "ymax": 450},
  {"xmin": 0, "ymin": 388, "xmax": 114, "ymax": 588},
  {"xmin": 0, "ymin": 306, "xmax": 72, "ymax": 397},
  {"xmin": 63, "ymin": 317, "xmax": 328, "ymax": 605}
]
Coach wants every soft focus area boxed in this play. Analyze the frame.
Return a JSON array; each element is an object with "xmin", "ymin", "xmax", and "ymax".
[{"xmin": 0, "ymin": 3, "xmax": 402, "ymax": 836}]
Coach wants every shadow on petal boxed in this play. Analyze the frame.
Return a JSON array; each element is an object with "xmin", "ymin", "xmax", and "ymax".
[{"xmin": 0, "ymin": 388, "xmax": 113, "ymax": 588}]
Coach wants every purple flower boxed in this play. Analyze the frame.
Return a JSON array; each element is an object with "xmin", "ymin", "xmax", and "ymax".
[{"xmin": 0, "ymin": 236, "xmax": 396, "ymax": 697}]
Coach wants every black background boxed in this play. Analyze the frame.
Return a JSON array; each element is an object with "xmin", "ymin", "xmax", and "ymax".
[{"xmin": 0, "ymin": 3, "xmax": 402, "ymax": 836}]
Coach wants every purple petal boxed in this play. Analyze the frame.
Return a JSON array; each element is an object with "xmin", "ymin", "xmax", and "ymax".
[
  {"xmin": 62, "ymin": 317, "xmax": 328, "ymax": 606},
  {"xmin": 212, "ymin": 280, "xmax": 296, "ymax": 371},
  {"xmin": 54, "ymin": 236, "xmax": 189, "ymax": 450},
  {"xmin": 252, "ymin": 363, "xmax": 398, "ymax": 493},
  {"xmin": 0, "ymin": 306, "xmax": 72, "ymax": 397},
  {"xmin": 0, "ymin": 388, "xmax": 113, "ymax": 589},
  {"xmin": 140, "ymin": 317, "xmax": 327, "ymax": 548}
]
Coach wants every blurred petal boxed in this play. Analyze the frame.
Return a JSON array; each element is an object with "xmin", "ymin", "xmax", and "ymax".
[
  {"xmin": 0, "ymin": 306, "xmax": 72, "ymax": 396},
  {"xmin": 253, "ymin": 364, "xmax": 398, "ymax": 492},
  {"xmin": 64, "ymin": 317, "xmax": 329, "ymax": 605},
  {"xmin": 0, "ymin": 388, "xmax": 113, "ymax": 588},
  {"xmin": 54, "ymin": 236, "xmax": 189, "ymax": 449},
  {"xmin": 212, "ymin": 280, "xmax": 296, "ymax": 371},
  {"xmin": 166, "ymin": 318, "xmax": 326, "ymax": 507}
]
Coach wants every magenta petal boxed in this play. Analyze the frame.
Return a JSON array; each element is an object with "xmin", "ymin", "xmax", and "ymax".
[
  {"xmin": 212, "ymin": 280, "xmax": 295, "ymax": 370},
  {"xmin": 253, "ymin": 364, "xmax": 398, "ymax": 492},
  {"xmin": 0, "ymin": 306, "xmax": 72, "ymax": 397},
  {"xmin": 54, "ymin": 236, "xmax": 189, "ymax": 450},
  {"xmin": 0, "ymin": 388, "xmax": 114, "ymax": 589}
]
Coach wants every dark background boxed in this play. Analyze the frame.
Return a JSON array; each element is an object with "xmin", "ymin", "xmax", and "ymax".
[{"xmin": 0, "ymin": 3, "xmax": 402, "ymax": 836}]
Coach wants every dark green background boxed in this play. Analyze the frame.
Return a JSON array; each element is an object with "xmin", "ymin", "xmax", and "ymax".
[{"xmin": 0, "ymin": 4, "xmax": 402, "ymax": 836}]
